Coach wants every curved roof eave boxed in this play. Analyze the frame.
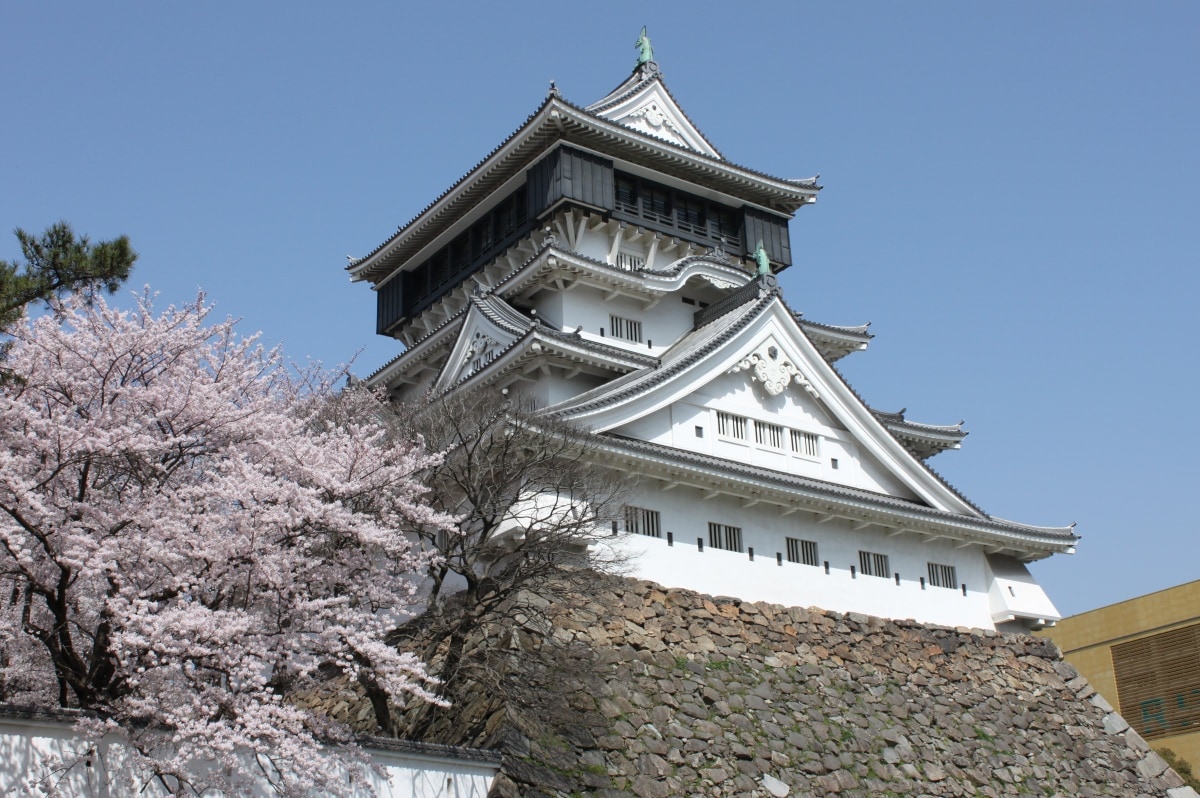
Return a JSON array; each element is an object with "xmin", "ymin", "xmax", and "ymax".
[
  {"xmin": 592, "ymin": 433, "xmax": 1079, "ymax": 556},
  {"xmin": 491, "ymin": 244, "xmax": 756, "ymax": 303},
  {"xmin": 348, "ymin": 97, "xmax": 818, "ymax": 286}
]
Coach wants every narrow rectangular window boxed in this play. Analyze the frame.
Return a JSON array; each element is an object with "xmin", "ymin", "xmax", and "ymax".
[
  {"xmin": 609, "ymin": 314, "xmax": 643, "ymax": 343},
  {"xmin": 858, "ymin": 550, "xmax": 890, "ymax": 578},
  {"xmin": 716, "ymin": 411, "xmax": 747, "ymax": 440},
  {"xmin": 708, "ymin": 522, "xmax": 743, "ymax": 553},
  {"xmin": 755, "ymin": 420, "xmax": 785, "ymax": 449},
  {"xmin": 786, "ymin": 538, "xmax": 819, "ymax": 567},
  {"xmin": 675, "ymin": 197, "xmax": 706, "ymax": 234},
  {"xmin": 615, "ymin": 176, "xmax": 638, "ymax": 214},
  {"xmin": 927, "ymin": 562, "xmax": 957, "ymax": 589},
  {"xmin": 642, "ymin": 185, "xmax": 672, "ymax": 223},
  {"xmin": 625, "ymin": 506, "xmax": 661, "ymax": 538},
  {"xmin": 790, "ymin": 429, "xmax": 819, "ymax": 458}
]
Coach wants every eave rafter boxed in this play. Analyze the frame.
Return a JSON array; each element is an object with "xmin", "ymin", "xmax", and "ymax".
[{"xmin": 588, "ymin": 434, "xmax": 1077, "ymax": 559}]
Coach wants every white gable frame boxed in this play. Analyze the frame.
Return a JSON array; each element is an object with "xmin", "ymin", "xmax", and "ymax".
[
  {"xmin": 432, "ymin": 303, "xmax": 521, "ymax": 394},
  {"xmin": 555, "ymin": 295, "xmax": 983, "ymax": 517},
  {"xmin": 590, "ymin": 79, "xmax": 723, "ymax": 158}
]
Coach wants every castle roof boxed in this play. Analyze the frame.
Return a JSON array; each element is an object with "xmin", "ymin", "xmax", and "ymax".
[{"xmin": 347, "ymin": 68, "xmax": 818, "ymax": 287}]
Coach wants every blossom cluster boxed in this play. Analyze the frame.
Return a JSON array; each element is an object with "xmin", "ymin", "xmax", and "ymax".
[{"xmin": 0, "ymin": 292, "xmax": 454, "ymax": 795}]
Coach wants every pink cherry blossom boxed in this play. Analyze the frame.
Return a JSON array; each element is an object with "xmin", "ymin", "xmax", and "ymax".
[{"xmin": 0, "ymin": 291, "xmax": 455, "ymax": 795}]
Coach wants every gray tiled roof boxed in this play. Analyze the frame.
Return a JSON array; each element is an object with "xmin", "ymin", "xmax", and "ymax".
[
  {"xmin": 348, "ymin": 82, "xmax": 818, "ymax": 285},
  {"xmin": 591, "ymin": 433, "xmax": 1077, "ymax": 551}
]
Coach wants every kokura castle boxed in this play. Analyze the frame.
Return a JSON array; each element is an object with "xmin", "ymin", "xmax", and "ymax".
[{"xmin": 346, "ymin": 36, "xmax": 1077, "ymax": 634}]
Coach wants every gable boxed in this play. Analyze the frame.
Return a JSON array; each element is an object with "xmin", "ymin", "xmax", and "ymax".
[
  {"xmin": 607, "ymin": 354, "xmax": 920, "ymax": 502},
  {"xmin": 590, "ymin": 79, "xmax": 722, "ymax": 159},
  {"xmin": 551, "ymin": 294, "xmax": 981, "ymax": 515},
  {"xmin": 432, "ymin": 303, "xmax": 521, "ymax": 394}
]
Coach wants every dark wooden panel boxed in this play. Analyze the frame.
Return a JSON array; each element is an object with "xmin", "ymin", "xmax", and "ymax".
[
  {"xmin": 744, "ymin": 208, "xmax": 792, "ymax": 268},
  {"xmin": 529, "ymin": 147, "xmax": 614, "ymax": 217},
  {"xmin": 376, "ymin": 275, "xmax": 404, "ymax": 335}
]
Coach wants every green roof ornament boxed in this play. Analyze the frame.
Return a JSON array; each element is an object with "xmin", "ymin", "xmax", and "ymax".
[
  {"xmin": 634, "ymin": 26, "xmax": 654, "ymax": 70},
  {"xmin": 754, "ymin": 240, "xmax": 772, "ymax": 276}
]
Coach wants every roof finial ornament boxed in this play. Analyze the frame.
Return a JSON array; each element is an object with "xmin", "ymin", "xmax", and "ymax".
[
  {"xmin": 547, "ymin": 80, "xmax": 559, "ymax": 98},
  {"xmin": 634, "ymin": 26, "xmax": 658, "ymax": 75},
  {"xmin": 754, "ymin": 240, "xmax": 772, "ymax": 276}
]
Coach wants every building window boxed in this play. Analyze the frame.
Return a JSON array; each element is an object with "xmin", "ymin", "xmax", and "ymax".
[
  {"xmin": 755, "ymin": 420, "xmax": 784, "ymax": 449},
  {"xmin": 613, "ymin": 172, "xmax": 743, "ymax": 250},
  {"xmin": 858, "ymin": 550, "xmax": 890, "ymax": 578},
  {"xmin": 708, "ymin": 522, "xmax": 743, "ymax": 553},
  {"xmin": 609, "ymin": 314, "xmax": 643, "ymax": 343},
  {"xmin": 786, "ymin": 538, "xmax": 819, "ymax": 567},
  {"xmin": 625, "ymin": 506, "xmax": 661, "ymax": 538},
  {"xmin": 675, "ymin": 197, "xmax": 707, "ymax": 235},
  {"xmin": 615, "ymin": 250, "xmax": 645, "ymax": 271},
  {"xmin": 791, "ymin": 429, "xmax": 819, "ymax": 458},
  {"xmin": 716, "ymin": 411, "xmax": 747, "ymax": 440},
  {"xmin": 927, "ymin": 562, "xmax": 957, "ymax": 589},
  {"xmin": 642, "ymin": 185, "xmax": 672, "ymax": 223}
]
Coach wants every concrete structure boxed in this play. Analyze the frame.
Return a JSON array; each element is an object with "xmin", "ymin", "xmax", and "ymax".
[
  {"xmin": 348, "ymin": 45, "xmax": 1078, "ymax": 632},
  {"xmin": 1039, "ymin": 580, "xmax": 1200, "ymax": 769},
  {"xmin": 0, "ymin": 706, "xmax": 500, "ymax": 797}
]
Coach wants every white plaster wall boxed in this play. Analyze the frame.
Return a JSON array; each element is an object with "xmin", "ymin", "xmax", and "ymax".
[
  {"xmin": 986, "ymin": 554, "xmax": 1062, "ymax": 626},
  {"xmin": 529, "ymin": 289, "xmax": 565, "ymax": 330},
  {"xmin": 573, "ymin": 228, "xmax": 612, "ymax": 264},
  {"xmin": 558, "ymin": 284, "xmax": 692, "ymax": 357},
  {"xmin": 609, "ymin": 484, "xmax": 998, "ymax": 630},
  {"xmin": 608, "ymin": 373, "xmax": 921, "ymax": 501},
  {"xmin": 0, "ymin": 716, "xmax": 498, "ymax": 797}
]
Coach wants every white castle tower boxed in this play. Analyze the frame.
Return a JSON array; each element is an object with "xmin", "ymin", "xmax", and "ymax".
[{"xmin": 346, "ymin": 42, "xmax": 1076, "ymax": 633}]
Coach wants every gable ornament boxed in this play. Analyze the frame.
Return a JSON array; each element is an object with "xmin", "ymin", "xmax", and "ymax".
[
  {"xmin": 729, "ymin": 347, "xmax": 820, "ymax": 399},
  {"xmin": 627, "ymin": 102, "xmax": 679, "ymax": 136},
  {"xmin": 462, "ymin": 331, "xmax": 501, "ymax": 376}
]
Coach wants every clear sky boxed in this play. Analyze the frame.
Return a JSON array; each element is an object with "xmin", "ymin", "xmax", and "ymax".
[{"xmin": 4, "ymin": 3, "xmax": 1197, "ymax": 617}]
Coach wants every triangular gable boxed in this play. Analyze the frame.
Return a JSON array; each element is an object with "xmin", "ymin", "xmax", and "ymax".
[
  {"xmin": 549, "ymin": 293, "xmax": 983, "ymax": 517},
  {"xmin": 432, "ymin": 301, "xmax": 523, "ymax": 394},
  {"xmin": 587, "ymin": 74, "xmax": 723, "ymax": 159}
]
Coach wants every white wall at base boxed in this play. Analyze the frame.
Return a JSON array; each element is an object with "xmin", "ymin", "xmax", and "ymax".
[
  {"xmin": 0, "ymin": 711, "xmax": 499, "ymax": 798},
  {"xmin": 609, "ymin": 532, "xmax": 997, "ymax": 630}
]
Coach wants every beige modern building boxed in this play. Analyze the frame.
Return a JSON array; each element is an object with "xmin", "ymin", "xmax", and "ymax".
[{"xmin": 1039, "ymin": 580, "xmax": 1200, "ymax": 768}]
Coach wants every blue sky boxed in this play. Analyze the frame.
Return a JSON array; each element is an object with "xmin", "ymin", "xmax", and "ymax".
[{"xmin": 4, "ymin": 3, "xmax": 1197, "ymax": 617}]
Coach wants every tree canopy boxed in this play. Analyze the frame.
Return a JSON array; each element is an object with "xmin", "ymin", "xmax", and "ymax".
[
  {"xmin": 0, "ymin": 222, "xmax": 136, "ymax": 329},
  {"xmin": 0, "ymin": 291, "xmax": 453, "ymax": 796}
]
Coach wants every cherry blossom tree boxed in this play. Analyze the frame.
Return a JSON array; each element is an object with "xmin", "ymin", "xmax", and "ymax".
[{"xmin": 0, "ymin": 291, "xmax": 455, "ymax": 796}]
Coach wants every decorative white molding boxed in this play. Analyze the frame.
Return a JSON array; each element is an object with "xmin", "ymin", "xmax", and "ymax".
[
  {"xmin": 461, "ymin": 331, "xmax": 501, "ymax": 378},
  {"xmin": 729, "ymin": 345, "xmax": 819, "ymax": 399}
]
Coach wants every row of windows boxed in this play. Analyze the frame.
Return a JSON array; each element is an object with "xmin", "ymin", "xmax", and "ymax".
[
  {"xmin": 858, "ymin": 550, "xmax": 959, "ymax": 589},
  {"xmin": 716, "ymin": 411, "xmax": 820, "ymax": 460},
  {"xmin": 614, "ymin": 173, "xmax": 743, "ymax": 249},
  {"xmin": 624, "ymin": 507, "xmax": 958, "ymax": 589}
]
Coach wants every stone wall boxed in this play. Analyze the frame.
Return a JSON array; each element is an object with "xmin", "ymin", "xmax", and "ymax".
[{"xmin": 387, "ymin": 575, "xmax": 1196, "ymax": 798}]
